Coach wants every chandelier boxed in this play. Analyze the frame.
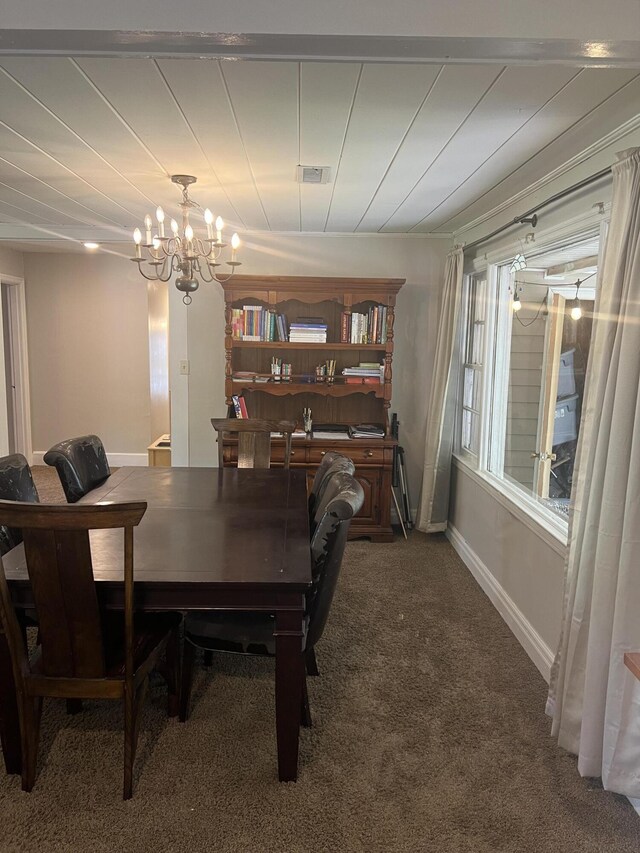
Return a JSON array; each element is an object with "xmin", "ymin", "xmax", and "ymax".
[{"xmin": 131, "ymin": 175, "xmax": 241, "ymax": 304}]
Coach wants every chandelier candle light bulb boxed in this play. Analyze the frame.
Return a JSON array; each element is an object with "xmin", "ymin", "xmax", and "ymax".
[
  {"xmin": 156, "ymin": 206, "xmax": 165, "ymax": 238},
  {"xmin": 131, "ymin": 175, "xmax": 241, "ymax": 304},
  {"xmin": 204, "ymin": 209, "xmax": 214, "ymax": 239}
]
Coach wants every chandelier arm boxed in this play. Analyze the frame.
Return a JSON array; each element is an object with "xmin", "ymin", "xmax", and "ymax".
[{"xmin": 133, "ymin": 263, "xmax": 162, "ymax": 282}]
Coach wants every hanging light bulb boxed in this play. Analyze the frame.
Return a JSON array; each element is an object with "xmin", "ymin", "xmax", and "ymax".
[
  {"xmin": 569, "ymin": 278, "xmax": 582, "ymax": 321},
  {"xmin": 512, "ymin": 284, "xmax": 522, "ymax": 312}
]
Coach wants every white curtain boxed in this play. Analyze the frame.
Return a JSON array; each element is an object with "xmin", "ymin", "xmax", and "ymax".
[
  {"xmin": 548, "ymin": 148, "xmax": 640, "ymax": 797},
  {"xmin": 416, "ymin": 247, "xmax": 464, "ymax": 533}
]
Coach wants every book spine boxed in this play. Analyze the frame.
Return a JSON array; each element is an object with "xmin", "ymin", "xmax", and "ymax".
[
  {"xmin": 231, "ymin": 395, "xmax": 242, "ymax": 418},
  {"xmin": 341, "ymin": 311, "xmax": 348, "ymax": 344},
  {"xmin": 238, "ymin": 396, "xmax": 249, "ymax": 418}
]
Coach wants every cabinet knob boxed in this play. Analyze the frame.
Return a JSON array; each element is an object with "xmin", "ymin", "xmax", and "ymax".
[
  {"xmin": 365, "ymin": 450, "xmax": 373, "ymax": 457},
  {"xmin": 320, "ymin": 451, "xmax": 326, "ymax": 457},
  {"xmin": 291, "ymin": 450, "xmax": 295, "ymax": 456}
]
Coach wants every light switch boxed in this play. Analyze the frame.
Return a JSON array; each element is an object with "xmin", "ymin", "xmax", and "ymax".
[{"xmin": 179, "ymin": 359, "xmax": 190, "ymax": 375}]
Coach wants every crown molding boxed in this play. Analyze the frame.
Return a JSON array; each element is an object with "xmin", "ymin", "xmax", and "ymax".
[{"xmin": 454, "ymin": 112, "xmax": 640, "ymax": 241}]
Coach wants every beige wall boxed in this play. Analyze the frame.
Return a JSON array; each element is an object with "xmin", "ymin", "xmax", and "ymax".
[
  {"xmin": 177, "ymin": 234, "xmax": 448, "ymax": 504},
  {"xmin": 24, "ymin": 251, "xmax": 151, "ymax": 456},
  {"xmin": 449, "ymin": 461, "xmax": 564, "ymax": 671},
  {"xmin": 0, "ymin": 245, "xmax": 24, "ymax": 280}
]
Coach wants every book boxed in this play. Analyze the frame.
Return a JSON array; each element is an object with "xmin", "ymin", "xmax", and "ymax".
[
  {"xmin": 238, "ymin": 396, "xmax": 249, "ymax": 419},
  {"xmin": 349, "ymin": 423, "xmax": 385, "ymax": 438},
  {"xmin": 341, "ymin": 311, "xmax": 349, "ymax": 344},
  {"xmin": 231, "ymin": 395, "xmax": 242, "ymax": 418},
  {"xmin": 312, "ymin": 430, "xmax": 351, "ymax": 440}
]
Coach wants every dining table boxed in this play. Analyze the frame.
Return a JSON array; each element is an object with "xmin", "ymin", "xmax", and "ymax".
[{"xmin": 0, "ymin": 465, "xmax": 312, "ymax": 782}]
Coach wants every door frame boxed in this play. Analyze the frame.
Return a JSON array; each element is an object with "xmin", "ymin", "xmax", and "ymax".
[{"xmin": 0, "ymin": 274, "xmax": 32, "ymax": 463}]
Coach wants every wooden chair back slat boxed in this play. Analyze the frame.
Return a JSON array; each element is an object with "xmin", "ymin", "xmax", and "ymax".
[
  {"xmin": 24, "ymin": 528, "xmax": 105, "ymax": 678},
  {"xmin": 211, "ymin": 418, "xmax": 296, "ymax": 469}
]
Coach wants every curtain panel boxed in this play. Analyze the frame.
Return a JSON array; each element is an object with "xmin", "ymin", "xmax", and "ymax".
[
  {"xmin": 416, "ymin": 247, "xmax": 464, "ymax": 533},
  {"xmin": 548, "ymin": 148, "xmax": 640, "ymax": 797}
]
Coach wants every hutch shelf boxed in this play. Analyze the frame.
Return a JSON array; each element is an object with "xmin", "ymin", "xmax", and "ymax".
[{"xmin": 220, "ymin": 275, "xmax": 405, "ymax": 542}]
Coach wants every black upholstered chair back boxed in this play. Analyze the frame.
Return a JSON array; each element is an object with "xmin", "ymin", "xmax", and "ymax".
[
  {"xmin": 0, "ymin": 453, "xmax": 40, "ymax": 556},
  {"xmin": 311, "ymin": 458, "xmax": 357, "ymax": 531},
  {"xmin": 43, "ymin": 435, "xmax": 110, "ymax": 503},
  {"xmin": 308, "ymin": 452, "xmax": 354, "ymax": 517},
  {"xmin": 306, "ymin": 472, "xmax": 364, "ymax": 650}
]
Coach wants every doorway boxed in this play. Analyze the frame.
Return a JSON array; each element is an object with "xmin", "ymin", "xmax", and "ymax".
[{"xmin": 0, "ymin": 277, "xmax": 32, "ymax": 461}]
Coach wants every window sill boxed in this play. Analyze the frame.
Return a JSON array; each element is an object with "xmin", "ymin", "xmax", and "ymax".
[{"xmin": 452, "ymin": 454, "xmax": 568, "ymax": 557}]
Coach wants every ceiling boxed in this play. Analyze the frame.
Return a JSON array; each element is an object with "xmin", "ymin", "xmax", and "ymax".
[{"xmin": 0, "ymin": 57, "xmax": 638, "ymax": 250}]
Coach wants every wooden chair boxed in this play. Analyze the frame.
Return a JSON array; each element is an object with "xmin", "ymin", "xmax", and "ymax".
[
  {"xmin": 179, "ymin": 472, "xmax": 364, "ymax": 725},
  {"xmin": 211, "ymin": 418, "xmax": 296, "ymax": 469},
  {"xmin": 43, "ymin": 434, "xmax": 111, "ymax": 503},
  {"xmin": 0, "ymin": 499, "xmax": 181, "ymax": 799}
]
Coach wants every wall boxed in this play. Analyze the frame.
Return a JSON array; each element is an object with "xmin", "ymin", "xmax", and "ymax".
[
  {"xmin": 448, "ymin": 461, "xmax": 563, "ymax": 678},
  {"xmin": 24, "ymin": 251, "xmax": 151, "ymax": 460},
  {"xmin": 172, "ymin": 234, "xmax": 448, "ymax": 506},
  {"xmin": 0, "ymin": 246, "xmax": 24, "ymax": 280}
]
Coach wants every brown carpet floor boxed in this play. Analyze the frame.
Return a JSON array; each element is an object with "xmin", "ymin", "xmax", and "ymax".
[{"xmin": 1, "ymin": 467, "xmax": 638, "ymax": 852}]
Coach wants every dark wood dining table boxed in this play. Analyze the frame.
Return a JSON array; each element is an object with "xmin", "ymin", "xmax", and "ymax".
[{"xmin": 0, "ymin": 466, "xmax": 312, "ymax": 782}]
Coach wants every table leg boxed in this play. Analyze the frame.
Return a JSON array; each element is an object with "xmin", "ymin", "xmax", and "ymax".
[
  {"xmin": 274, "ymin": 605, "xmax": 305, "ymax": 782},
  {"xmin": 0, "ymin": 627, "xmax": 22, "ymax": 774}
]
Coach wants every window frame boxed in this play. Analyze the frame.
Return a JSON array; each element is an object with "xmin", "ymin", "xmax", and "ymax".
[
  {"xmin": 456, "ymin": 272, "xmax": 487, "ymax": 464},
  {"xmin": 454, "ymin": 218, "xmax": 609, "ymax": 546}
]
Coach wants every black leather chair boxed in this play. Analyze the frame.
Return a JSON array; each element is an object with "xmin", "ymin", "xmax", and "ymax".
[
  {"xmin": 309, "ymin": 451, "xmax": 356, "ymax": 536},
  {"xmin": 0, "ymin": 453, "xmax": 40, "ymax": 556},
  {"xmin": 308, "ymin": 452, "xmax": 355, "ymax": 518},
  {"xmin": 43, "ymin": 435, "xmax": 111, "ymax": 503},
  {"xmin": 179, "ymin": 471, "xmax": 364, "ymax": 724}
]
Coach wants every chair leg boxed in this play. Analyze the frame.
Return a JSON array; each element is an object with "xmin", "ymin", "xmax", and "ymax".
[
  {"xmin": 202, "ymin": 650, "xmax": 214, "ymax": 668},
  {"xmin": 20, "ymin": 696, "xmax": 43, "ymax": 793},
  {"xmin": 301, "ymin": 675, "xmax": 312, "ymax": 728},
  {"xmin": 179, "ymin": 641, "xmax": 196, "ymax": 723},
  {"xmin": 305, "ymin": 646, "xmax": 320, "ymax": 677},
  {"xmin": 123, "ymin": 679, "xmax": 148, "ymax": 800},
  {"xmin": 164, "ymin": 629, "xmax": 180, "ymax": 718}
]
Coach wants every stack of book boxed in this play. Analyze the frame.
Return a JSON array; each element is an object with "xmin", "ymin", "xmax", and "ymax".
[
  {"xmin": 231, "ymin": 394, "xmax": 249, "ymax": 418},
  {"xmin": 342, "ymin": 362, "xmax": 384, "ymax": 384},
  {"xmin": 231, "ymin": 306, "xmax": 288, "ymax": 341},
  {"xmin": 289, "ymin": 317, "xmax": 328, "ymax": 343},
  {"xmin": 348, "ymin": 423, "xmax": 385, "ymax": 439},
  {"xmin": 340, "ymin": 305, "xmax": 388, "ymax": 345}
]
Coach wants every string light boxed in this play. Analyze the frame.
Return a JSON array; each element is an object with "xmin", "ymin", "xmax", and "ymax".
[
  {"xmin": 568, "ymin": 278, "xmax": 583, "ymax": 321},
  {"xmin": 512, "ymin": 284, "xmax": 522, "ymax": 312}
]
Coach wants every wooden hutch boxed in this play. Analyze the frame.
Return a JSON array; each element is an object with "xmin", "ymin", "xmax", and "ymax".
[{"xmin": 220, "ymin": 275, "xmax": 404, "ymax": 542}]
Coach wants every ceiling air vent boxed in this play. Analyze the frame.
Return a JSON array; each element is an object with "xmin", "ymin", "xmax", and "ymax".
[{"xmin": 296, "ymin": 165, "xmax": 331, "ymax": 184}]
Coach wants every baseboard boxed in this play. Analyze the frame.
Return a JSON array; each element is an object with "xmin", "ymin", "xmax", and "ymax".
[
  {"xmin": 32, "ymin": 451, "xmax": 148, "ymax": 467},
  {"xmin": 446, "ymin": 523, "xmax": 554, "ymax": 683}
]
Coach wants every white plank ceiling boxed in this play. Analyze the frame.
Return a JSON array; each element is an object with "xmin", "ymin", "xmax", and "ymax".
[{"xmin": 0, "ymin": 57, "xmax": 638, "ymax": 248}]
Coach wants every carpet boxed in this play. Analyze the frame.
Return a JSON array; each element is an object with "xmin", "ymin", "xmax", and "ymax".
[{"xmin": 1, "ymin": 469, "xmax": 638, "ymax": 852}]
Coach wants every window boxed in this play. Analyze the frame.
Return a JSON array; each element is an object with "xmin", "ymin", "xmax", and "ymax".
[
  {"xmin": 457, "ymin": 231, "xmax": 601, "ymax": 532},
  {"xmin": 459, "ymin": 275, "xmax": 486, "ymax": 458}
]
